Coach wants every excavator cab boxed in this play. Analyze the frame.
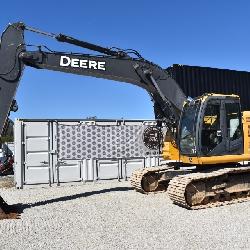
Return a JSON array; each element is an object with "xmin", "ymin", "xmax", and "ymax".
[{"xmin": 179, "ymin": 94, "xmax": 243, "ymax": 161}]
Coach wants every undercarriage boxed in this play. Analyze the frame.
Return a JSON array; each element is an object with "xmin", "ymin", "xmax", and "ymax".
[{"xmin": 130, "ymin": 164, "xmax": 250, "ymax": 209}]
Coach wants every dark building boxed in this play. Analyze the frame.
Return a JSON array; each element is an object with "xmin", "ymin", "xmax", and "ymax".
[{"xmin": 166, "ymin": 64, "xmax": 250, "ymax": 111}]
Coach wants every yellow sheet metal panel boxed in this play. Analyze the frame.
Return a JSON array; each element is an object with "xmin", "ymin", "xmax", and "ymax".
[
  {"xmin": 181, "ymin": 154, "xmax": 250, "ymax": 165},
  {"xmin": 162, "ymin": 141, "xmax": 179, "ymax": 160},
  {"xmin": 242, "ymin": 111, "xmax": 250, "ymax": 154}
]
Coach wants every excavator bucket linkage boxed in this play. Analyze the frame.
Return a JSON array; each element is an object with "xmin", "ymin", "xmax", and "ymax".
[{"xmin": 0, "ymin": 196, "xmax": 19, "ymax": 219}]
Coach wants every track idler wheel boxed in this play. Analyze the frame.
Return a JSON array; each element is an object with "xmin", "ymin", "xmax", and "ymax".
[
  {"xmin": 185, "ymin": 181, "xmax": 206, "ymax": 206},
  {"xmin": 0, "ymin": 196, "xmax": 20, "ymax": 220},
  {"xmin": 141, "ymin": 174, "xmax": 159, "ymax": 192}
]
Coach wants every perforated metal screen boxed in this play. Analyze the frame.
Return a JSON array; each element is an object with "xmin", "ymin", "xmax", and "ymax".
[{"xmin": 57, "ymin": 124, "xmax": 160, "ymax": 159}]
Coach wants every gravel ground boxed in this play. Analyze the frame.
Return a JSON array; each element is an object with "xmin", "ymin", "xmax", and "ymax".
[
  {"xmin": 0, "ymin": 180, "xmax": 250, "ymax": 250},
  {"xmin": 0, "ymin": 176, "xmax": 14, "ymax": 189}
]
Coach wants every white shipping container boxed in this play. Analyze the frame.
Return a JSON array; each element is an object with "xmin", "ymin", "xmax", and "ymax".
[{"xmin": 14, "ymin": 119, "xmax": 164, "ymax": 188}]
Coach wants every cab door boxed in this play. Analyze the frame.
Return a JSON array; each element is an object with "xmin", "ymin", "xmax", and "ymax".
[
  {"xmin": 199, "ymin": 99, "xmax": 227, "ymax": 156},
  {"xmin": 224, "ymin": 100, "xmax": 243, "ymax": 154}
]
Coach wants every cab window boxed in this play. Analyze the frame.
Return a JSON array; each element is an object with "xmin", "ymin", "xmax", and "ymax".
[
  {"xmin": 201, "ymin": 102, "xmax": 221, "ymax": 154},
  {"xmin": 225, "ymin": 103, "xmax": 242, "ymax": 141}
]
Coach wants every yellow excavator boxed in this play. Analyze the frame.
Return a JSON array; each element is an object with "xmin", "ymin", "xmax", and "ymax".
[
  {"xmin": 131, "ymin": 94, "xmax": 250, "ymax": 209},
  {"xmin": 0, "ymin": 22, "xmax": 250, "ymax": 219}
]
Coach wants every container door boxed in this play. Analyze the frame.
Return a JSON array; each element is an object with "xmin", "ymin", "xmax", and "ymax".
[
  {"xmin": 55, "ymin": 122, "xmax": 83, "ymax": 183},
  {"xmin": 24, "ymin": 122, "xmax": 51, "ymax": 184}
]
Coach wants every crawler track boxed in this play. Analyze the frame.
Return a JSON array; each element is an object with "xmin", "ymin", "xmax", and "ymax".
[
  {"xmin": 130, "ymin": 165, "xmax": 174, "ymax": 193},
  {"xmin": 167, "ymin": 167, "xmax": 250, "ymax": 209},
  {"xmin": 131, "ymin": 165, "xmax": 250, "ymax": 209}
]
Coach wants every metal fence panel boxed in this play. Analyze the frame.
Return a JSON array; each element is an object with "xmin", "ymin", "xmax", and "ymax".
[
  {"xmin": 123, "ymin": 158, "xmax": 145, "ymax": 178},
  {"xmin": 56, "ymin": 160, "xmax": 82, "ymax": 183},
  {"xmin": 14, "ymin": 119, "xmax": 163, "ymax": 188},
  {"xmin": 97, "ymin": 159, "xmax": 120, "ymax": 180}
]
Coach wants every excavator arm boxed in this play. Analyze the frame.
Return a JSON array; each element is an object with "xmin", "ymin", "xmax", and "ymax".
[
  {"xmin": 0, "ymin": 22, "xmax": 187, "ymax": 219},
  {"xmin": 0, "ymin": 23, "xmax": 25, "ymax": 137},
  {"xmin": 0, "ymin": 22, "xmax": 186, "ymax": 136}
]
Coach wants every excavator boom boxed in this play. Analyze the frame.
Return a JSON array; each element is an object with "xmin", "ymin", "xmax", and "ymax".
[{"xmin": 0, "ymin": 22, "xmax": 187, "ymax": 136}]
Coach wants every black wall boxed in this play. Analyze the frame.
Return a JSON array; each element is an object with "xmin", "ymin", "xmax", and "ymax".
[{"xmin": 166, "ymin": 64, "xmax": 250, "ymax": 111}]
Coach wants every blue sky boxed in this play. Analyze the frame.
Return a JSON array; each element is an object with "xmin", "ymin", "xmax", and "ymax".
[{"xmin": 1, "ymin": 0, "xmax": 250, "ymax": 120}]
